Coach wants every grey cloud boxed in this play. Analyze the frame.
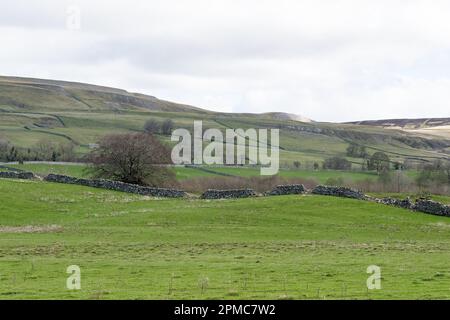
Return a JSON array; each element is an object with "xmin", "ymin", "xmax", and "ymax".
[{"xmin": 1, "ymin": 0, "xmax": 450, "ymax": 121}]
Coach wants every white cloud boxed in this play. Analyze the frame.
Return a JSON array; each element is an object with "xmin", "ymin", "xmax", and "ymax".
[{"xmin": 1, "ymin": 0, "xmax": 450, "ymax": 121}]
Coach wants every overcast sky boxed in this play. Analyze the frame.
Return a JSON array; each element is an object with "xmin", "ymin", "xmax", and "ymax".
[{"xmin": 1, "ymin": 0, "xmax": 450, "ymax": 122}]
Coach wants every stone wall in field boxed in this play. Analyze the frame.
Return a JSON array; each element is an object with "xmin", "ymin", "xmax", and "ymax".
[
  {"xmin": 311, "ymin": 185, "xmax": 366, "ymax": 200},
  {"xmin": 371, "ymin": 197, "xmax": 450, "ymax": 216},
  {"xmin": 201, "ymin": 189, "xmax": 257, "ymax": 199},
  {"xmin": 44, "ymin": 174, "xmax": 186, "ymax": 198},
  {"xmin": 375, "ymin": 197, "xmax": 414, "ymax": 210},
  {"xmin": 311, "ymin": 185, "xmax": 450, "ymax": 217},
  {"xmin": 0, "ymin": 171, "xmax": 35, "ymax": 179},
  {"xmin": 413, "ymin": 199, "xmax": 450, "ymax": 217},
  {"xmin": 268, "ymin": 184, "xmax": 306, "ymax": 196},
  {"xmin": 4, "ymin": 169, "xmax": 450, "ymax": 217}
]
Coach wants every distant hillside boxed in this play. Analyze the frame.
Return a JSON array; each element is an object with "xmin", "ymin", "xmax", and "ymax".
[
  {"xmin": 261, "ymin": 112, "xmax": 313, "ymax": 123},
  {"xmin": 347, "ymin": 118, "xmax": 450, "ymax": 129},
  {"xmin": 0, "ymin": 75, "xmax": 449, "ymax": 166},
  {"xmin": 346, "ymin": 118, "xmax": 450, "ymax": 140},
  {"xmin": 0, "ymin": 75, "xmax": 206, "ymax": 113}
]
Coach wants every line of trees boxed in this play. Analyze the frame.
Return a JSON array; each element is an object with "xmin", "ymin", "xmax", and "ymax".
[
  {"xmin": 0, "ymin": 137, "xmax": 76, "ymax": 162},
  {"xmin": 346, "ymin": 143, "xmax": 368, "ymax": 158},
  {"xmin": 144, "ymin": 119, "xmax": 174, "ymax": 135},
  {"xmin": 416, "ymin": 160, "xmax": 450, "ymax": 189},
  {"xmin": 346, "ymin": 142, "xmax": 392, "ymax": 173},
  {"xmin": 323, "ymin": 156, "xmax": 352, "ymax": 170},
  {"xmin": 320, "ymin": 150, "xmax": 392, "ymax": 174}
]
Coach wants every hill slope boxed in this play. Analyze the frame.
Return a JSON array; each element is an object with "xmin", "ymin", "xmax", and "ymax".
[
  {"xmin": 0, "ymin": 75, "xmax": 207, "ymax": 113},
  {"xmin": 0, "ymin": 75, "xmax": 449, "ymax": 166},
  {"xmin": 347, "ymin": 117, "xmax": 450, "ymax": 129}
]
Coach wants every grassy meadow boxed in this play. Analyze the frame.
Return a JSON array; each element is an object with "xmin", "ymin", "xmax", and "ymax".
[
  {"xmin": 1, "ymin": 178, "xmax": 450, "ymax": 299},
  {"xmin": 1, "ymin": 76, "xmax": 449, "ymax": 301}
]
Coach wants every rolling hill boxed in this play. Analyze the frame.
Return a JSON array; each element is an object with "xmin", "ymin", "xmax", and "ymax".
[{"xmin": 0, "ymin": 75, "xmax": 449, "ymax": 167}]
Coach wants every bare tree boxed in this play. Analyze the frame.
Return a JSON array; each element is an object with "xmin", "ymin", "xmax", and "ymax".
[
  {"xmin": 86, "ymin": 132, "xmax": 174, "ymax": 186},
  {"xmin": 58, "ymin": 142, "xmax": 76, "ymax": 162},
  {"xmin": 0, "ymin": 138, "xmax": 10, "ymax": 161},
  {"xmin": 35, "ymin": 139, "xmax": 58, "ymax": 161},
  {"xmin": 144, "ymin": 119, "xmax": 161, "ymax": 134}
]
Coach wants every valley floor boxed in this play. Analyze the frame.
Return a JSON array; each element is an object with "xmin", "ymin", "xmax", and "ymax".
[{"xmin": 1, "ymin": 179, "xmax": 450, "ymax": 299}]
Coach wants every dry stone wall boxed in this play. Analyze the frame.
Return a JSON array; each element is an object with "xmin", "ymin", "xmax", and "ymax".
[
  {"xmin": 269, "ymin": 184, "xmax": 306, "ymax": 196},
  {"xmin": 0, "ymin": 171, "xmax": 35, "ymax": 179},
  {"xmin": 413, "ymin": 199, "xmax": 450, "ymax": 217},
  {"xmin": 312, "ymin": 185, "xmax": 450, "ymax": 217},
  {"xmin": 44, "ymin": 174, "xmax": 186, "ymax": 198},
  {"xmin": 376, "ymin": 197, "xmax": 414, "ymax": 210},
  {"xmin": 201, "ymin": 189, "xmax": 257, "ymax": 199},
  {"xmin": 312, "ymin": 185, "xmax": 366, "ymax": 200},
  {"xmin": 3, "ymin": 169, "xmax": 450, "ymax": 218}
]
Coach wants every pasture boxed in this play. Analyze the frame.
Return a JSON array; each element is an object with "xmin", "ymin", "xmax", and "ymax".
[{"xmin": 1, "ymin": 178, "xmax": 450, "ymax": 299}]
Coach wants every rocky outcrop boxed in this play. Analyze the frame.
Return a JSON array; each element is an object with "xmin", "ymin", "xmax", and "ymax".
[
  {"xmin": 269, "ymin": 184, "xmax": 306, "ymax": 196},
  {"xmin": 311, "ymin": 185, "xmax": 366, "ymax": 200},
  {"xmin": 201, "ymin": 189, "xmax": 257, "ymax": 199},
  {"xmin": 44, "ymin": 174, "xmax": 186, "ymax": 198},
  {"xmin": 0, "ymin": 171, "xmax": 35, "ymax": 179},
  {"xmin": 413, "ymin": 199, "xmax": 450, "ymax": 217}
]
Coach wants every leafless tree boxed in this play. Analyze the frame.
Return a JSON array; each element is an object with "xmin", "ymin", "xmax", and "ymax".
[
  {"xmin": 35, "ymin": 139, "xmax": 57, "ymax": 161},
  {"xmin": 58, "ymin": 142, "xmax": 76, "ymax": 162},
  {"xmin": 86, "ymin": 132, "xmax": 174, "ymax": 186},
  {"xmin": 0, "ymin": 137, "xmax": 9, "ymax": 160}
]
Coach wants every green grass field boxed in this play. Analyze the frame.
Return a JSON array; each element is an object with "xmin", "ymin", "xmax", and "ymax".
[
  {"xmin": 208, "ymin": 166, "xmax": 380, "ymax": 183},
  {"xmin": 4, "ymin": 163, "xmax": 90, "ymax": 178},
  {"xmin": 1, "ymin": 178, "xmax": 450, "ymax": 299}
]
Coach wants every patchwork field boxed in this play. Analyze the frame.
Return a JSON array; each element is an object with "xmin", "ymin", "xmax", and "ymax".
[
  {"xmin": 1, "ymin": 76, "xmax": 449, "ymax": 167},
  {"xmin": 1, "ymin": 178, "xmax": 450, "ymax": 299}
]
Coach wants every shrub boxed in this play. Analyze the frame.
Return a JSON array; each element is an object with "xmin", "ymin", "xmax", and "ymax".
[
  {"xmin": 161, "ymin": 119, "xmax": 175, "ymax": 135},
  {"xmin": 323, "ymin": 157, "xmax": 351, "ymax": 170},
  {"xmin": 144, "ymin": 119, "xmax": 161, "ymax": 134}
]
